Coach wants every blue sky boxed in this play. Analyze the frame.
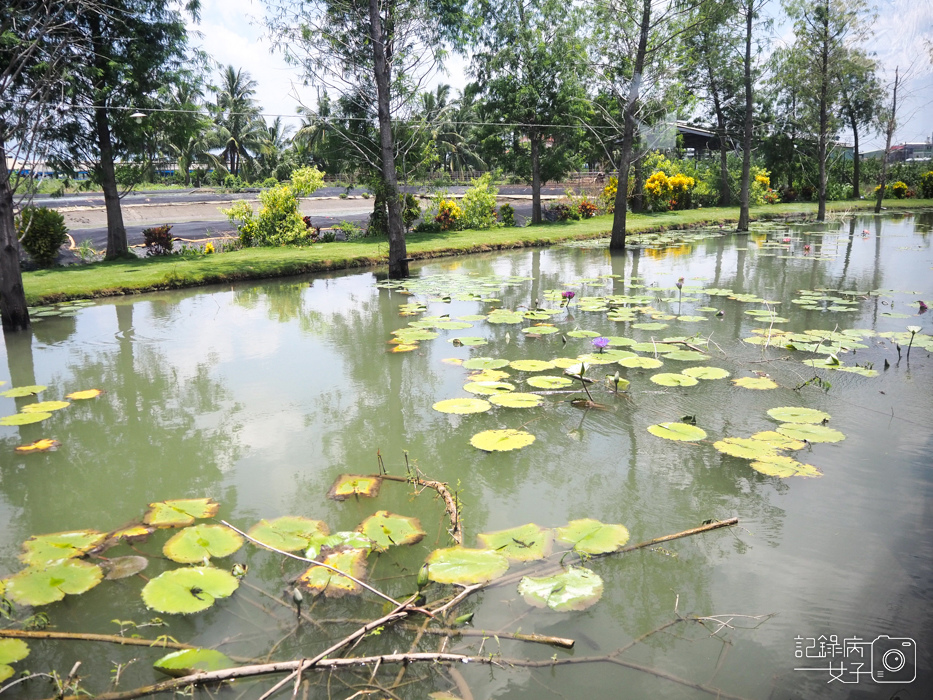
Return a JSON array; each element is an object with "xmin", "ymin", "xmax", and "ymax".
[{"xmin": 189, "ymin": 0, "xmax": 932, "ymax": 150}]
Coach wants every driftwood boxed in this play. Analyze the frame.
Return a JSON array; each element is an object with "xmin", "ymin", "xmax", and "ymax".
[{"xmin": 376, "ymin": 467, "xmax": 462, "ymax": 544}]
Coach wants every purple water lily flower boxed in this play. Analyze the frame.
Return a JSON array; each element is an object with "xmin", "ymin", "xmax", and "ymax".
[
  {"xmin": 592, "ymin": 336, "xmax": 609, "ymax": 352},
  {"xmin": 561, "ymin": 290, "xmax": 575, "ymax": 307}
]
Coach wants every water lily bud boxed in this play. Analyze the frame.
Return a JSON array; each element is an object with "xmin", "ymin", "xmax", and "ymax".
[
  {"xmin": 417, "ymin": 564, "xmax": 430, "ymax": 589},
  {"xmin": 453, "ymin": 612, "xmax": 474, "ymax": 627}
]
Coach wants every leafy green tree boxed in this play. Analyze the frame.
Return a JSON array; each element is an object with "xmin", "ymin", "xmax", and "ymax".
[
  {"xmin": 837, "ymin": 49, "xmax": 883, "ymax": 198},
  {"xmin": 157, "ymin": 75, "xmax": 219, "ymax": 186},
  {"xmin": 210, "ymin": 66, "xmax": 265, "ymax": 178},
  {"xmin": 471, "ymin": 0, "xmax": 589, "ymax": 223}
]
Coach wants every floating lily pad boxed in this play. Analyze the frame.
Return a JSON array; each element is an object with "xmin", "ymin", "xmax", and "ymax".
[
  {"xmin": 713, "ymin": 438, "xmax": 779, "ymax": 460},
  {"xmin": 676, "ymin": 315, "xmax": 707, "ymax": 323},
  {"xmin": 836, "ymin": 366, "xmax": 879, "ymax": 377},
  {"xmin": 462, "ymin": 357, "xmax": 509, "ymax": 371},
  {"xmin": 434, "ymin": 321, "xmax": 473, "ymax": 330},
  {"xmin": 21, "ymin": 530, "xmax": 106, "ymax": 567},
  {"xmin": 556, "ymin": 518, "xmax": 630, "ymax": 555},
  {"xmin": 647, "ymin": 422, "xmax": 707, "ymax": 441},
  {"xmin": 575, "ymin": 353, "xmax": 619, "ymax": 365},
  {"xmin": 682, "ymin": 366, "xmax": 730, "ymax": 380},
  {"xmin": 662, "ymin": 350, "xmax": 709, "ymax": 361},
  {"xmin": 142, "ymin": 566, "xmax": 239, "ymax": 614},
  {"xmin": 14, "ymin": 438, "xmax": 61, "ymax": 453},
  {"xmin": 298, "ymin": 548, "xmax": 368, "ymax": 597},
  {"xmin": 424, "ymin": 547, "xmax": 509, "ymax": 585},
  {"xmin": 470, "ymin": 429, "xmax": 535, "ymax": 452},
  {"xmin": 489, "ymin": 392, "xmax": 544, "ymax": 408},
  {"xmin": 247, "ymin": 516, "xmax": 329, "ymax": 551},
  {"xmin": 650, "ymin": 373, "xmax": 698, "ymax": 387},
  {"xmin": 144, "ymin": 498, "xmax": 220, "ymax": 528},
  {"xmin": 21, "ymin": 401, "xmax": 70, "ymax": 413},
  {"xmin": 632, "ymin": 322, "xmax": 668, "ymax": 330},
  {"xmin": 101, "ymin": 555, "xmax": 149, "ymax": 580},
  {"xmin": 327, "ymin": 474, "xmax": 382, "ymax": 500},
  {"xmin": 732, "ymin": 377, "xmax": 779, "ymax": 390},
  {"xmin": 449, "ymin": 337, "xmax": 488, "ymax": 346},
  {"xmin": 566, "ymin": 330, "xmax": 600, "ymax": 338},
  {"xmin": 750, "ymin": 455, "xmax": 822, "ymax": 478},
  {"xmin": 477, "ymin": 523, "xmax": 552, "ymax": 562},
  {"xmin": 163, "ymin": 525, "xmax": 244, "ymax": 564},
  {"xmin": 468, "ymin": 369, "xmax": 511, "ymax": 383},
  {"xmin": 509, "ymin": 360, "xmax": 556, "ymax": 372},
  {"xmin": 618, "ymin": 356, "xmax": 663, "ymax": 369},
  {"xmin": 6, "ymin": 559, "xmax": 103, "ymax": 606},
  {"xmin": 522, "ymin": 325, "xmax": 559, "ymax": 334},
  {"xmin": 549, "ymin": 357, "xmax": 582, "ymax": 369},
  {"xmin": 776, "ymin": 423, "xmax": 846, "ymax": 443},
  {"xmin": 0, "ymin": 412, "xmax": 52, "ymax": 426},
  {"xmin": 526, "ymin": 375, "xmax": 573, "ymax": 389},
  {"xmin": 1, "ymin": 385, "xmax": 46, "ymax": 398},
  {"xmin": 358, "ymin": 511, "xmax": 425, "ymax": 551},
  {"xmin": 749, "ymin": 431, "xmax": 806, "ymax": 451},
  {"xmin": 154, "ymin": 648, "xmax": 235, "ymax": 677},
  {"xmin": 0, "ymin": 638, "xmax": 29, "ymax": 682},
  {"xmin": 305, "ymin": 531, "xmax": 373, "ymax": 559},
  {"xmin": 431, "ymin": 397, "xmax": 493, "ymax": 415},
  {"xmin": 518, "ymin": 567, "xmax": 603, "ymax": 611},
  {"xmin": 463, "ymin": 381, "xmax": 515, "ymax": 395},
  {"xmin": 767, "ymin": 407, "xmax": 831, "ymax": 424},
  {"xmin": 389, "ymin": 343, "xmax": 419, "ymax": 353}
]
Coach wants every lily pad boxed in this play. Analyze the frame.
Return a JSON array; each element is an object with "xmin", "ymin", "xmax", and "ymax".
[
  {"xmin": 248, "ymin": 516, "xmax": 329, "ymax": 551},
  {"xmin": 662, "ymin": 350, "xmax": 709, "ymax": 361},
  {"xmin": 358, "ymin": 511, "xmax": 425, "ymax": 551},
  {"xmin": 463, "ymin": 381, "xmax": 515, "ymax": 395},
  {"xmin": 550, "ymin": 357, "xmax": 584, "ymax": 369},
  {"xmin": 432, "ymin": 397, "xmax": 493, "ymax": 415},
  {"xmin": 0, "ymin": 412, "xmax": 53, "ymax": 426},
  {"xmin": 21, "ymin": 401, "xmax": 70, "ymax": 413},
  {"xmin": 767, "ymin": 407, "xmax": 831, "ymax": 424},
  {"xmin": 713, "ymin": 438, "xmax": 780, "ymax": 460},
  {"xmin": 298, "ymin": 548, "xmax": 368, "ymax": 597},
  {"xmin": 632, "ymin": 322, "xmax": 669, "ymax": 330},
  {"xmin": 526, "ymin": 375, "xmax": 573, "ymax": 389},
  {"xmin": 470, "ymin": 429, "xmax": 536, "ymax": 452},
  {"xmin": 750, "ymin": 455, "xmax": 823, "ymax": 478},
  {"xmin": 424, "ymin": 547, "xmax": 509, "ymax": 585},
  {"xmin": 732, "ymin": 376, "xmax": 779, "ymax": 390},
  {"xmin": 647, "ymin": 422, "xmax": 707, "ymax": 441},
  {"xmin": 650, "ymin": 373, "xmax": 698, "ymax": 387},
  {"xmin": 0, "ymin": 638, "xmax": 30, "ymax": 682},
  {"xmin": 776, "ymin": 423, "xmax": 846, "ymax": 443},
  {"xmin": 1, "ymin": 385, "xmax": 46, "ymax": 398},
  {"xmin": 154, "ymin": 648, "xmax": 235, "ymax": 677},
  {"xmin": 509, "ymin": 359, "xmax": 556, "ymax": 372},
  {"xmin": 681, "ymin": 366, "xmax": 730, "ymax": 380},
  {"xmin": 566, "ymin": 330, "xmax": 600, "ymax": 338},
  {"xmin": 618, "ymin": 356, "xmax": 663, "ymax": 369},
  {"xmin": 749, "ymin": 431, "xmax": 806, "ymax": 451},
  {"xmin": 448, "ymin": 337, "xmax": 488, "ymax": 346},
  {"xmin": 305, "ymin": 531, "xmax": 373, "ymax": 559},
  {"xmin": 101, "ymin": 555, "xmax": 149, "ymax": 580},
  {"xmin": 489, "ymin": 392, "xmax": 544, "ymax": 408},
  {"xmin": 477, "ymin": 523, "xmax": 552, "ymax": 562},
  {"xmin": 518, "ymin": 567, "xmax": 603, "ymax": 611},
  {"xmin": 6, "ymin": 559, "xmax": 103, "ymax": 606},
  {"xmin": 326, "ymin": 474, "xmax": 382, "ymax": 500},
  {"xmin": 163, "ymin": 524, "xmax": 244, "ymax": 564},
  {"xmin": 522, "ymin": 325, "xmax": 560, "ymax": 335},
  {"xmin": 142, "ymin": 566, "xmax": 239, "ymax": 614},
  {"xmin": 14, "ymin": 438, "xmax": 62, "ymax": 453},
  {"xmin": 434, "ymin": 321, "xmax": 473, "ymax": 330},
  {"xmin": 556, "ymin": 518, "xmax": 630, "ymax": 555},
  {"xmin": 144, "ymin": 498, "xmax": 220, "ymax": 528},
  {"xmin": 21, "ymin": 530, "xmax": 106, "ymax": 567},
  {"xmin": 462, "ymin": 357, "xmax": 509, "ymax": 371}
]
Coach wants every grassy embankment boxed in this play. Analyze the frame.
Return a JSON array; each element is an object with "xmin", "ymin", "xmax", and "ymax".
[{"xmin": 23, "ymin": 198, "xmax": 933, "ymax": 305}]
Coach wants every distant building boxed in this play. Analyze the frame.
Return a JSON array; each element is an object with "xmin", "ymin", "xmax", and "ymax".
[{"xmin": 862, "ymin": 139, "xmax": 933, "ymax": 162}]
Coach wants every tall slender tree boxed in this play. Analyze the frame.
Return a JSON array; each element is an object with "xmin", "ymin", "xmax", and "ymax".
[
  {"xmin": 211, "ymin": 66, "xmax": 265, "ymax": 178},
  {"xmin": 837, "ymin": 50, "xmax": 883, "ymax": 198}
]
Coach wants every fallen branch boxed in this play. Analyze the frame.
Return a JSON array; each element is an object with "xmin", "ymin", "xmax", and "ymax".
[
  {"xmin": 376, "ymin": 467, "xmax": 462, "ymax": 545},
  {"xmin": 0, "ymin": 628, "xmax": 195, "ymax": 652}
]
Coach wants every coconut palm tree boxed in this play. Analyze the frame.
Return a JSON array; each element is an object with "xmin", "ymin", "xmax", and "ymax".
[{"xmin": 211, "ymin": 66, "xmax": 264, "ymax": 177}]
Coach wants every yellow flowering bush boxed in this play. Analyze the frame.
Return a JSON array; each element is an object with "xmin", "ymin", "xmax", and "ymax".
[
  {"xmin": 601, "ymin": 176, "xmax": 618, "ymax": 213},
  {"xmin": 435, "ymin": 199, "xmax": 463, "ymax": 231},
  {"xmin": 644, "ymin": 170, "xmax": 695, "ymax": 210},
  {"xmin": 749, "ymin": 167, "xmax": 772, "ymax": 205}
]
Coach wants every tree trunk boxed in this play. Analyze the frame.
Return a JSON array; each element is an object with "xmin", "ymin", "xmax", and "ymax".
[
  {"xmin": 736, "ymin": 0, "xmax": 754, "ymax": 231},
  {"xmin": 850, "ymin": 113, "xmax": 860, "ymax": 199},
  {"xmin": 0, "ymin": 140, "xmax": 30, "ymax": 333},
  {"xmin": 874, "ymin": 67, "xmax": 898, "ymax": 214},
  {"xmin": 530, "ymin": 130, "xmax": 542, "ymax": 224},
  {"xmin": 631, "ymin": 153, "xmax": 644, "ymax": 213},
  {"xmin": 707, "ymin": 60, "xmax": 731, "ymax": 206},
  {"xmin": 609, "ymin": 0, "xmax": 651, "ymax": 251},
  {"xmin": 369, "ymin": 0, "xmax": 408, "ymax": 279},
  {"xmin": 816, "ymin": 0, "xmax": 829, "ymax": 222},
  {"xmin": 95, "ymin": 106, "xmax": 129, "ymax": 259}
]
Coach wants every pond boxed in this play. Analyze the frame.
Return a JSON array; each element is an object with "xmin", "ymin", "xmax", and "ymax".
[{"xmin": 1, "ymin": 212, "xmax": 931, "ymax": 699}]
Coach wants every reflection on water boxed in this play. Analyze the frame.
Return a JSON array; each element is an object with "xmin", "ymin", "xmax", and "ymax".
[{"xmin": 0, "ymin": 213, "xmax": 931, "ymax": 698}]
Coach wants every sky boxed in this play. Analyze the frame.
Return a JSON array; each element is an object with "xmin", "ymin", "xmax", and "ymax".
[{"xmin": 189, "ymin": 0, "xmax": 932, "ymax": 150}]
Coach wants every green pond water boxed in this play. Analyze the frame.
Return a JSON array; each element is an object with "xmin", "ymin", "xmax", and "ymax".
[{"xmin": 1, "ymin": 212, "xmax": 931, "ymax": 699}]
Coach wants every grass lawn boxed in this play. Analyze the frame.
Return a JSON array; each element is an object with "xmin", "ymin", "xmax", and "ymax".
[{"xmin": 22, "ymin": 198, "xmax": 933, "ymax": 305}]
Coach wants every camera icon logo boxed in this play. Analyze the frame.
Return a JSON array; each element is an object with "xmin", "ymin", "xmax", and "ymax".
[{"xmin": 871, "ymin": 636, "xmax": 916, "ymax": 683}]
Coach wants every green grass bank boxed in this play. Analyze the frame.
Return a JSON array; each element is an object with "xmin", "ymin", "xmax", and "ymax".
[{"xmin": 23, "ymin": 198, "xmax": 933, "ymax": 305}]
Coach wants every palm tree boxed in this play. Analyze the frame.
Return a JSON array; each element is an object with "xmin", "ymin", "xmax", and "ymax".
[
  {"xmin": 211, "ymin": 66, "xmax": 264, "ymax": 177},
  {"xmin": 255, "ymin": 116, "xmax": 294, "ymax": 181},
  {"xmin": 161, "ymin": 78, "xmax": 220, "ymax": 185}
]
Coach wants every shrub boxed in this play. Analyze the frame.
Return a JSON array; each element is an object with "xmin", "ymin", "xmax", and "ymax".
[
  {"xmin": 435, "ymin": 199, "xmax": 462, "ymax": 231},
  {"xmin": 223, "ymin": 174, "xmax": 244, "ymax": 192},
  {"xmin": 204, "ymin": 241, "xmax": 215, "ymax": 254},
  {"xmin": 644, "ymin": 170, "xmax": 695, "ymax": 211},
  {"xmin": 891, "ymin": 181, "xmax": 908, "ymax": 199},
  {"xmin": 551, "ymin": 203, "xmax": 579, "ymax": 221},
  {"xmin": 261, "ymin": 177, "xmax": 278, "ymax": 188},
  {"xmin": 223, "ymin": 166, "xmax": 325, "ymax": 246},
  {"xmin": 16, "ymin": 206, "xmax": 68, "ymax": 267},
  {"xmin": 763, "ymin": 189, "xmax": 780, "ymax": 205},
  {"xmin": 402, "ymin": 193, "xmax": 421, "ymax": 231},
  {"xmin": 498, "ymin": 203, "xmax": 516, "ymax": 227},
  {"xmin": 781, "ymin": 187, "xmax": 798, "ymax": 203},
  {"xmin": 142, "ymin": 224, "xmax": 174, "ymax": 256},
  {"xmin": 333, "ymin": 220, "xmax": 363, "ymax": 240},
  {"xmin": 826, "ymin": 182, "xmax": 852, "ymax": 201},
  {"xmin": 460, "ymin": 173, "xmax": 500, "ymax": 230},
  {"xmin": 576, "ymin": 197, "xmax": 598, "ymax": 219},
  {"xmin": 601, "ymin": 176, "xmax": 618, "ymax": 213},
  {"xmin": 800, "ymin": 184, "xmax": 815, "ymax": 201},
  {"xmin": 920, "ymin": 171, "xmax": 933, "ymax": 198}
]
